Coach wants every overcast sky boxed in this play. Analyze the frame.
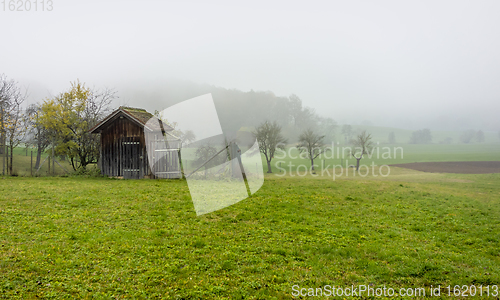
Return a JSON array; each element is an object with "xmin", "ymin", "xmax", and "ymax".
[{"xmin": 2, "ymin": 0, "xmax": 499, "ymax": 130}]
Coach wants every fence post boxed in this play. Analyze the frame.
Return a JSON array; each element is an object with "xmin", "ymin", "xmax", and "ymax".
[
  {"xmin": 51, "ymin": 142, "xmax": 55, "ymax": 176},
  {"xmin": 31, "ymin": 151, "xmax": 33, "ymax": 176}
]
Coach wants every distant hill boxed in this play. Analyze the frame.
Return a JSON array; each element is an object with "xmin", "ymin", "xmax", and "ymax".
[{"xmin": 117, "ymin": 79, "xmax": 500, "ymax": 145}]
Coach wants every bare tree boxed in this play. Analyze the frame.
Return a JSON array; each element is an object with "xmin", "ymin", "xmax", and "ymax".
[
  {"xmin": 6, "ymin": 98, "xmax": 26, "ymax": 174},
  {"xmin": 0, "ymin": 74, "xmax": 27, "ymax": 175},
  {"xmin": 297, "ymin": 129, "xmax": 329, "ymax": 171},
  {"xmin": 350, "ymin": 130, "xmax": 374, "ymax": 171},
  {"xmin": 0, "ymin": 75, "xmax": 14, "ymax": 174},
  {"xmin": 253, "ymin": 121, "xmax": 287, "ymax": 173},
  {"xmin": 25, "ymin": 104, "xmax": 51, "ymax": 169}
]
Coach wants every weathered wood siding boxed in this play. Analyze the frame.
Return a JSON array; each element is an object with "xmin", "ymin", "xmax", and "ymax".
[{"xmin": 100, "ymin": 116, "xmax": 148, "ymax": 178}]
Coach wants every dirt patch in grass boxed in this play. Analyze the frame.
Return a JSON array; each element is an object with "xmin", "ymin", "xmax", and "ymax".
[{"xmin": 390, "ymin": 161, "xmax": 500, "ymax": 174}]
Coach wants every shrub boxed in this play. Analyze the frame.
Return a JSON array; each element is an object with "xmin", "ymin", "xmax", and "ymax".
[{"xmin": 72, "ymin": 166, "xmax": 102, "ymax": 177}]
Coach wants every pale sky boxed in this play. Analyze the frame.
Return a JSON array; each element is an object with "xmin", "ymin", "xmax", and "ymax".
[{"xmin": 2, "ymin": 0, "xmax": 499, "ymax": 130}]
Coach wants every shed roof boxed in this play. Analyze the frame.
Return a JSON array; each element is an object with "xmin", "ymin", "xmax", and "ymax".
[{"xmin": 90, "ymin": 106, "xmax": 174, "ymax": 134}]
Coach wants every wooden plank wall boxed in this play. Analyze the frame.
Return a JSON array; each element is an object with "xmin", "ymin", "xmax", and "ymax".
[
  {"xmin": 100, "ymin": 116, "xmax": 149, "ymax": 178},
  {"xmin": 98, "ymin": 114, "xmax": 182, "ymax": 179}
]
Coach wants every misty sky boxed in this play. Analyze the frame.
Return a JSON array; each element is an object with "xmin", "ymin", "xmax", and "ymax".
[{"xmin": 2, "ymin": 0, "xmax": 500, "ymax": 130}]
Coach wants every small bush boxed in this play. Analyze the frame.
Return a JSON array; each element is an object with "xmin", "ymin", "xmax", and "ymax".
[{"xmin": 72, "ymin": 166, "xmax": 102, "ymax": 177}]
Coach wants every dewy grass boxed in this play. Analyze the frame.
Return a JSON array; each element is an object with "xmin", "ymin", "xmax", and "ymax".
[{"xmin": 0, "ymin": 172, "xmax": 499, "ymax": 299}]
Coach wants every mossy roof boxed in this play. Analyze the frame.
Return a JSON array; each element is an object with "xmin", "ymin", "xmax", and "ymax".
[{"xmin": 90, "ymin": 106, "xmax": 174, "ymax": 133}]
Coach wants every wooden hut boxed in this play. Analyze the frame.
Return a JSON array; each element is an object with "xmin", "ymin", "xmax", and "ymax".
[{"xmin": 90, "ymin": 106, "xmax": 181, "ymax": 179}]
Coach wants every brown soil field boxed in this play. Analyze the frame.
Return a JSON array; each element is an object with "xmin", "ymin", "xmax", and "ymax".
[{"xmin": 390, "ymin": 161, "xmax": 500, "ymax": 174}]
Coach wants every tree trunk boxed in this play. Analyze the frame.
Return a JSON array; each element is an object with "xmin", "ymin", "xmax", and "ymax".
[
  {"xmin": 70, "ymin": 157, "xmax": 75, "ymax": 171},
  {"xmin": 1, "ymin": 109, "xmax": 4, "ymax": 175},
  {"xmin": 310, "ymin": 158, "xmax": 315, "ymax": 171},
  {"xmin": 266, "ymin": 160, "xmax": 272, "ymax": 173},
  {"xmin": 35, "ymin": 146, "xmax": 42, "ymax": 170},
  {"xmin": 356, "ymin": 158, "xmax": 361, "ymax": 171},
  {"xmin": 9, "ymin": 145, "xmax": 13, "ymax": 174},
  {"xmin": 80, "ymin": 153, "xmax": 88, "ymax": 169},
  {"xmin": 5, "ymin": 147, "xmax": 8, "ymax": 174}
]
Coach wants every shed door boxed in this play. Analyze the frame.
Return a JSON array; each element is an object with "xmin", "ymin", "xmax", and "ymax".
[{"xmin": 122, "ymin": 137, "xmax": 140, "ymax": 179}]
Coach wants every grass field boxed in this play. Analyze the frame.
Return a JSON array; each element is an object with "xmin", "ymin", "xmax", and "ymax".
[
  {"xmin": 1, "ymin": 168, "xmax": 499, "ymax": 299},
  {"xmin": 267, "ymin": 143, "xmax": 500, "ymax": 174}
]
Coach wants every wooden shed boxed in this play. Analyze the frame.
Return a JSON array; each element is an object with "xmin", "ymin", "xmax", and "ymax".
[{"xmin": 90, "ymin": 106, "xmax": 181, "ymax": 179}]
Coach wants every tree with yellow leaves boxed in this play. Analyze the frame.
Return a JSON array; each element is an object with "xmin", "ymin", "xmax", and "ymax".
[{"xmin": 40, "ymin": 81, "xmax": 115, "ymax": 170}]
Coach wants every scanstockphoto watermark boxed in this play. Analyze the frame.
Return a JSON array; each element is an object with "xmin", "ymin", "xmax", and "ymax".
[
  {"xmin": 291, "ymin": 284, "xmax": 500, "ymax": 297},
  {"xmin": 292, "ymin": 285, "xmax": 425, "ymax": 297},
  {"xmin": 1, "ymin": 0, "xmax": 53, "ymax": 12},
  {"xmin": 273, "ymin": 143, "xmax": 403, "ymax": 180}
]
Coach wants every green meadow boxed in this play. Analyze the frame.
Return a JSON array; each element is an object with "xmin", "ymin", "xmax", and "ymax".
[
  {"xmin": 268, "ymin": 143, "xmax": 500, "ymax": 174},
  {"xmin": 1, "ymin": 168, "xmax": 500, "ymax": 299},
  {"xmin": 1, "ymin": 142, "xmax": 500, "ymax": 298}
]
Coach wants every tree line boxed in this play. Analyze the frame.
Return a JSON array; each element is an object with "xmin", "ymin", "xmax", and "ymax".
[
  {"xmin": 2, "ymin": 73, "xmax": 499, "ymax": 176},
  {"xmin": 1, "ymin": 74, "xmax": 340, "ymax": 175},
  {"xmin": 253, "ymin": 120, "xmax": 374, "ymax": 173},
  {"xmin": 0, "ymin": 75, "xmax": 115, "ymax": 175}
]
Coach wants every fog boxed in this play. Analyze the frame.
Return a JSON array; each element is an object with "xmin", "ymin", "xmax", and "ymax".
[{"xmin": 2, "ymin": 0, "xmax": 500, "ymax": 131}]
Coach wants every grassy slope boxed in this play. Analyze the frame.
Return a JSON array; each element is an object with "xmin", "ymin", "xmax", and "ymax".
[{"xmin": 1, "ymin": 171, "xmax": 499, "ymax": 299}]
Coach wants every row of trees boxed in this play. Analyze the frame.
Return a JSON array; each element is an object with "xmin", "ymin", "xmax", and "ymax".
[
  {"xmin": 3, "ymin": 72, "xmax": 499, "ymax": 176},
  {"xmin": 0, "ymin": 74, "xmax": 115, "ymax": 175},
  {"xmin": 2, "ymin": 73, "xmax": 344, "ymax": 176},
  {"xmin": 254, "ymin": 121, "xmax": 373, "ymax": 173},
  {"xmin": 408, "ymin": 128, "xmax": 489, "ymax": 144}
]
